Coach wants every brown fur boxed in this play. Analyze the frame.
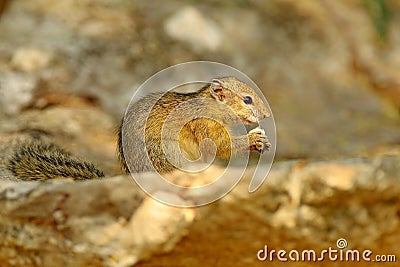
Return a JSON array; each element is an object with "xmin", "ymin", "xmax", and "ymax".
[
  {"xmin": 7, "ymin": 143, "xmax": 104, "ymax": 181},
  {"xmin": 118, "ymin": 77, "xmax": 270, "ymax": 174}
]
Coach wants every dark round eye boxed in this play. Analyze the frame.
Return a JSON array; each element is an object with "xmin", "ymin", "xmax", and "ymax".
[{"xmin": 243, "ymin": 96, "xmax": 253, "ymax": 105}]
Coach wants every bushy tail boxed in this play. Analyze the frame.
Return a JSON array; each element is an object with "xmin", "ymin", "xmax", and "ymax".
[{"xmin": 7, "ymin": 143, "xmax": 104, "ymax": 181}]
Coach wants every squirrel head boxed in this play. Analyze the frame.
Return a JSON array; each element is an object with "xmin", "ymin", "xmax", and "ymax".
[{"xmin": 209, "ymin": 77, "xmax": 270, "ymax": 124}]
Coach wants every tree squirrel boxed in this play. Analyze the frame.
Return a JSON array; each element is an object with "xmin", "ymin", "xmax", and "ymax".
[{"xmin": 6, "ymin": 77, "xmax": 271, "ymax": 180}]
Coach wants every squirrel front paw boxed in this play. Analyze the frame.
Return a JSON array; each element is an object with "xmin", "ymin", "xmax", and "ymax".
[{"xmin": 248, "ymin": 127, "xmax": 271, "ymax": 153}]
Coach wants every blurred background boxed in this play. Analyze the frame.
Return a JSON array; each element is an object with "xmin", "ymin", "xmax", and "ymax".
[
  {"xmin": 1, "ymin": 0, "xmax": 400, "ymax": 159},
  {"xmin": 0, "ymin": 0, "xmax": 400, "ymax": 266}
]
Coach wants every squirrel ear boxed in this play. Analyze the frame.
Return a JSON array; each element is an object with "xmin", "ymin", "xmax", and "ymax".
[{"xmin": 210, "ymin": 79, "xmax": 225, "ymax": 101}]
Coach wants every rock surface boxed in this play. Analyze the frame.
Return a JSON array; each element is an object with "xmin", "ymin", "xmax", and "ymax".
[
  {"xmin": 0, "ymin": 177, "xmax": 194, "ymax": 267},
  {"xmin": 136, "ymin": 157, "xmax": 400, "ymax": 267},
  {"xmin": 1, "ymin": 156, "xmax": 399, "ymax": 267}
]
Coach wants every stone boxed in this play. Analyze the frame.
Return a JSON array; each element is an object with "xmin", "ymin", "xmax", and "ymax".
[
  {"xmin": 11, "ymin": 48, "xmax": 52, "ymax": 73},
  {"xmin": 0, "ymin": 176, "xmax": 194, "ymax": 267},
  {"xmin": 0, "ymin": 72, "xmax": 36, "ymax": 116},
  {"xmin": 135, "ymin": 157, "xmax": 400, "ymax": 266},
  {"xmin": 164, "ymin": 6, "xmax": 223, "ymax": 52}
]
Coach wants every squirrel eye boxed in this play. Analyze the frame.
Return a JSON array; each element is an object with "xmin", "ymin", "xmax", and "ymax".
[{"xmin": 243, "ymin": 96, "xmax": 253, "ymax": 105}]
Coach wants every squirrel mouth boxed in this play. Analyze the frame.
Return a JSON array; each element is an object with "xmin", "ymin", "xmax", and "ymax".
[{"xmin": 244, "ymin": 116, "xmax": 258, "ymax": 124}]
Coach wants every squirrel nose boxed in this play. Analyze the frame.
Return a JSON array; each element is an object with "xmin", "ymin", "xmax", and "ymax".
[
  {"xmin": 261, "ymin": 113, "xmax": 266, "ymax": 119},
  {"xmin": 259, "ymin": 110, "xmax": 270, "ymax": 120},
  {"xmin": 263, "ymin": 109, "xmax": 271, "ymax": 119}
]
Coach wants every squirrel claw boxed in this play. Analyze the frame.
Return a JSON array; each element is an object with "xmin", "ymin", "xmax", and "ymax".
[{"xmin": 248, "ymin": 127, "xmax": 271, "ymax": 154}]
